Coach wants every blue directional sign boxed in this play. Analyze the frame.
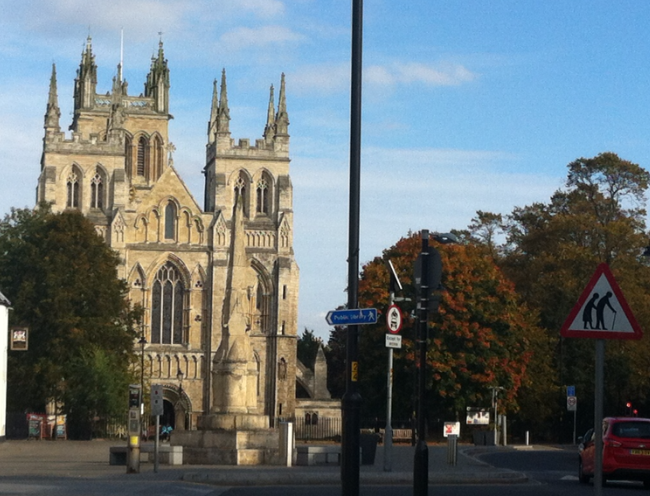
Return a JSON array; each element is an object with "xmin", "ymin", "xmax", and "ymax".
[
  {"xmin": 567, "ymin": 385, "xmax": 575, "ymax": 397},
  {"xmin": 326, "ymin": 308, "xmax": 378, "ymax": 326}
]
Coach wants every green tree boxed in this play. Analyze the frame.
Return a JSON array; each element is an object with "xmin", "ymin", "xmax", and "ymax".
[
  {"xmin": 330, "ymin": 232, "xmax": 539, "ymax": 431},
  {"xmin": 297, "ymin": 328, "xmax": 324, "ymax": 371},
  {"xmin": 0, "ymin": 207, "xmax": 138, "ymax": 438},
  {"xmin": 493, "ymin": 152, "xmax": 650, "ymax": 440}
]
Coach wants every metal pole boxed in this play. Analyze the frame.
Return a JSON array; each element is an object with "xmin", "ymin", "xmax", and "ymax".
[
  {"xmin": 154, "ymin": 414, "xmax": 160, "ymax": 473},
  {"xmin": 573, "ymin": 405, "xmax": 577, "ymax": 445},
  {"xmin": 384, "ymin": 290, "xmax": 394, "ymax": 472},
  {"xmin": 594, "ymin": 340, "xmax": 605, "ymax": 496},
  {"xmin": 341, "ymin": 1, "xmax": 363, "ymax": 495},
  {"xmin": 413, "ymin": 231, "xmax": 429, "ymax": 496},
  {"xmin": 139, "ymin": 335, "xmax": 146, "ymax": 439}
]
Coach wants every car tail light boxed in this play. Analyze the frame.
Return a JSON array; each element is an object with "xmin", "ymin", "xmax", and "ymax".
[{"xmin": 604, "ymin": 440, "xmax": 622, "ymax": 448}]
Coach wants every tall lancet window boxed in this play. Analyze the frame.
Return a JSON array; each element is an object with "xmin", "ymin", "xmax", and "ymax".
[
  {"xmin": 234, "ymin": 171, "xmax": 249, "ymax": 217},
  {"xmin": 151, "ymin": 262, "xmax": 185, "ymax": 345},
  {"xmin": 66, "ymin": 171, "xmax": 80, "ymax": 209},
  {"xmin": 90, "ymin": 172, "xmax": 104, "ymax": 209},
  {"xmin": 125, "ymin": 136, "xmax": 133, "ymax": 176},
  {"xmin": 153, "ymin": 136, "xmax": 164, "ymax": 180},
  {"xmin": 137, "ymin": 137, "xmax": 147, "ymax": 177},
  {"xmin": 164, "ymin": 202, "xmax": 176, "ymax": 240},
  {"xmin": 256, "ymin": 177, "xmax": 269, "ymax": 215}
]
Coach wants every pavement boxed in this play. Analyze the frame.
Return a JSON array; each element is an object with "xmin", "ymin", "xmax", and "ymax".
[{"xmin": 0, "ymin": 439, "xmax": 530, "ymax": 486}]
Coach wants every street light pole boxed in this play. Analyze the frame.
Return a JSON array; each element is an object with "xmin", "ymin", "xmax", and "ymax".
[
  {"xmin": 489, "ymin": 386, "xmax": 504, "ymax": 446},
  {"xmin": 341, "ymin": 0, "xmax": 363, "ymax": 495},
  {"xmin": 413, "ymin": 231, "xmax": 430, "ymax": 496},
  {"xmin": 138, "ymin": 335, "xmax": 147, "ymax": 437}
]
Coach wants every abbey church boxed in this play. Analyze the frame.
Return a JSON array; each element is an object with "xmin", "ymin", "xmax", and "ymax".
[{"xmin": 36, "ymin": 37, "xmax": 331, "ymax": 437}]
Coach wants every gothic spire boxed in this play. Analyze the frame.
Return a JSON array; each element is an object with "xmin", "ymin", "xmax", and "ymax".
[
  {"xmin": 274, "ymin": 73, "xmax": 289, "ymax": 136},
  {"xmin": 207, "ymin": 78, "xmax": 219, "ymax": 142},
  {"xmin": 44, "ymin": 63, "xmax": 61, "ymax": 133},
  {"xmin": 73, "ymin": 36, "xmax": 97, "ymax": 111},
  {"xmin": 263, "ymin": 84, "xmax": 275, "ymax": 140},
  {"xmin": 145, "ymin": 38, "xmax": 170, "ymax": 113},
  {"xmin": 216, "ymin": 68, "xmax": 230, "ymax": 135}
]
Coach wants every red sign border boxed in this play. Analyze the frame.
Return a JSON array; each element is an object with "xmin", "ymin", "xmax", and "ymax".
[
  {"xmin": 560, "ymin": 263, "xmax": 642, "ymax": 340},
  {"xmin": 386, "ymin": 304, "xmax": 403, "ymax": 334}
]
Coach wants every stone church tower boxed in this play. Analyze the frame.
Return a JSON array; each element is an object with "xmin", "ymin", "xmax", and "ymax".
[{"xmin": 36, "ymin": 37, "xmax": 300, "ymax": 434}]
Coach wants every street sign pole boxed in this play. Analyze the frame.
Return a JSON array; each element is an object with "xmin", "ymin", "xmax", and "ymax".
[
  {"xmin": 385, "ymin": 334, "xmax": 394, "ymax": 472},
  {"xmin": 384, "ymin": 293, "xmax": 395, "ymax": 472},
  {"xmin": 594, "ymin": 340, "xmax": 605, "ymax": 496},
  {"xmin": 341, "ymin": 1, "xmax": 363, "ymax": 494},
  {"xmin": 414, "ymin": 231, "xmax": 430, "ymax": 496}
]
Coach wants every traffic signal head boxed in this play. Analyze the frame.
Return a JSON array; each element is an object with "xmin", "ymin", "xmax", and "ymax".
[{"xmin": 128, "ymin": 385, "xmax": 141, "ymax": 409}]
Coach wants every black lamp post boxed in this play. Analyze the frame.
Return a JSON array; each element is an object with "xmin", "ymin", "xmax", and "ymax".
[{"xmin": 138, "ymin": 335, "xmax": 147, "ymax": 436}]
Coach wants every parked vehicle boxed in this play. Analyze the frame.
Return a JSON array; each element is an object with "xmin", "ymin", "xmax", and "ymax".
[{"xmin": 579, "ymin": 417, "xmax": 650, "ymax": 486}]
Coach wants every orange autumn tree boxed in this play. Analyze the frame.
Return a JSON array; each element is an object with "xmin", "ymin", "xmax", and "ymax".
[{"xmin": 348, "ymin": 231, "xmax": 540, "ymax": 429}]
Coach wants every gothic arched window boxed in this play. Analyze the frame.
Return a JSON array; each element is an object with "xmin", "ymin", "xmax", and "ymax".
[
  {"xmin": 125, "ymin": 135, "xmax": 133, "ymax": 176},
  {"xmin": 164, "ymin": 202, "xmax": 176, "ymax": 240},
  {"xmin": 256, "ymin": 176, "xmax": 269, "ymax": 215},
  {"xmin": 90, "ymin": 172, "xmax": 104, "ymax": 209},
  {"xmin": 233, "ymin": 171, "xmax": 249, "ymax": 217},
  {"xmin": 151, "ymin": 262, "xmax": 185, "ymax": 345},
  {"xmin": 153, "ymin": 135, "xmax": 164, "ymax": 180},
  {"xmin": 66, "ymin": 171, "xmax": 80, "ymax": 209},
  {"xmin": 137, "ymin": 137, "xmax": 147, "ymax": 177}
]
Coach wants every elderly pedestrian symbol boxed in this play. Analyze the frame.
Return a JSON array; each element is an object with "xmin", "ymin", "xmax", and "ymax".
[
  {"xmin": 561, "ymin": 263, "xmax": 642, "ymax": 340},
  {"xmin": 582, "ymin": 291, "xmax": 617, "ymax": 330}
]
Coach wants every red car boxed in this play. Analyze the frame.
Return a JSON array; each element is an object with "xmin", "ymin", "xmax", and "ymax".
[{"xmin": 579, "ymin": 417, "xmax": 650, "ymax": 486}]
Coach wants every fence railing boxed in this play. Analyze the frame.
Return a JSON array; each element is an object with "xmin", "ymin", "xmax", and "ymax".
[{"xmin": 275, "ymin": 417, "xmax": 342, "ymax": 442}]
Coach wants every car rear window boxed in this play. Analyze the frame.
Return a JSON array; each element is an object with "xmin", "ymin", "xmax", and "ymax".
[{"xmin": 611, "ymin": 422, "xmax": 650, "ymax": 439}]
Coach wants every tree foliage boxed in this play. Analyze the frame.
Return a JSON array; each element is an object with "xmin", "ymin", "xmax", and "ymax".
[
  {"xmin": 328, "ymin": 232, "xmax": 540, "ymax": 428},
  {"xmin": 0, "ymin": 207, "xmax": 137, "ymax": 436},
  {"xmin": 297, "ymin": 328, "xmax": 324, "ymax": 371},
  {"xmin": 482, "ymin": 153, "xmax": 650, "ymax": 440}
]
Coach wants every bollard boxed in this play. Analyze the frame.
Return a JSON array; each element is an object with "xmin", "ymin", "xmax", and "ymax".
[
  {"xmin": 447, "ymin": 434, "xmax": 458, "ymax": 466},
  {"xmin": 525, "ymin": 430, "xmax": 530, "ymax": 446},
  {"xmin": 279, "ymin": 421, "xmax": 294, "ymax": 467}
]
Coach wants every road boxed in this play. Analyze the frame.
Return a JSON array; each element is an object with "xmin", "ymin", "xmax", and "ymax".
[
  {"xmin": 1, "ymin": 442, "xmax": 648, "ymax": 495},
  {"xmin": 216, "ymin": 447, "xmax": 650, "ymax": 495}
]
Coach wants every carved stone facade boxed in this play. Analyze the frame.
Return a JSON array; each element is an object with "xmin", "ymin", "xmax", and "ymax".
[{"xmin": 36, "ymin": 38, "xmax": 300, "ymax": 433}]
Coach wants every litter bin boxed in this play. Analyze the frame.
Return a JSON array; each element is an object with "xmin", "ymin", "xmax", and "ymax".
[
  {"xmin": 360, "ymin": 433, "xmax": 379, "ymax": 465},
  {"xmin": 473, "ymin": 431, "xmax": 485, "ymax": 446}
]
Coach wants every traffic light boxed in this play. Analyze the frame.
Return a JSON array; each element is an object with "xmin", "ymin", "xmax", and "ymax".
[
  {"xmin": 414, "ymin": 247, "xmax": 443, "ymax": 312},
  {"xmin": 129, "ymin": 385, "xmax": 141, "ymax": 409}
]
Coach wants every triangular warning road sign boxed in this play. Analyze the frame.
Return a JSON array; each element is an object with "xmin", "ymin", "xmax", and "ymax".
[{"xmin": 560, "ymin": 263, "xmax": 642, "ymax": 340}]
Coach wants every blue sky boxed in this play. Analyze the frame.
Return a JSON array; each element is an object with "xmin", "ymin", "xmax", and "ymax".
[{"xmin": 3, "ymin": 1, "xmax": 650, "ymax": 340}]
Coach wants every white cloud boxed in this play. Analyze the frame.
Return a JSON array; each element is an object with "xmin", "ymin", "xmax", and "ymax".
[
  {"xmin": 292, "ymin": 60, "xmax": 476, "ymax": 94},
  {"xmin": 367, "ymin": 61, "xmax": 477, "ymax": 87},
  {"xmin": 220, "ymin": 25, "xmax": 305, "ymax": 50},
  {"xmin": 226, "ymin": 0, "xmax": 286, "ymax": 18},
  {"xmin": 18, "ymin": 0, "xmax": 193, "ymax": 41},
  {"xmin": 290, "ymin": 63, "xmax": 350, "ymax": 94}
]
